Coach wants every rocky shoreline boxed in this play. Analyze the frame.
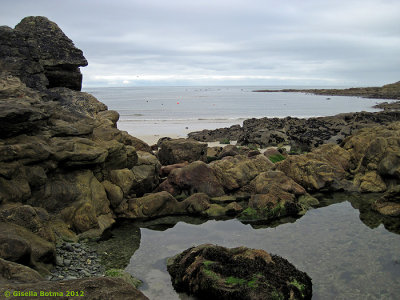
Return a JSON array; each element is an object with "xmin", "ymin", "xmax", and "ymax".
[
  {"xmin": 1, "ymin": 16, "xmax": 400, "ymax": 300},
  {"xmin": 253, "ymin": 81, "xmax": 400, "ymax": 100}
]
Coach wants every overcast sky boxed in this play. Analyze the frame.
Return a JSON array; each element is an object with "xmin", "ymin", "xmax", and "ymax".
[{"xmin": 2, "ymin": 0, "xmax": 400, "ymax": 87}]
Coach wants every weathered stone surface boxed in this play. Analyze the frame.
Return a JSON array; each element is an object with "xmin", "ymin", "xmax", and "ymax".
[
  {"xmin": 15, "ymin": 16, "xmax": 88, "ymax": 90},
  {"xmin": 218, "ymin": 144, "xmax": 240, "ymax": 158},
  {"xmin": 183, "ymin": 193, "xmax": 211, "ymax": 214},
  {"xmin": 343, "ymin": 122, "xmax": 400, "ymax": 192},
  {"xmin": 167, "ymin": 244, "xmax": 312, "ymax": 300},
  {"xmin": 0, "ymin": 204, "xmax": 55, "ymax": 242},
  {"xmin": 0, "ymin": 222, "xmax": 55, "ymax": 268},
  {"xmin": 51, "ymin": 137, "xmax": 108, "ymax": 167},
  {"xmin": 161, "ymin": 162, "xmax": 189, "ymax": 177},
  {"xmin": 160, "ymin": 161, "xmax": 225, "ymax": 197},
  {"xmin": 48, "ymin": 87, "xmax": 107, "ymax": 118},
  {"xmin": 0, "ymin": 77, "xmax": 50, "ymax": 138},
  {"xmin": 0, "ymin": 277, "xmax": 149, "ymax": 300},
  {"xmin": 109, "ymin": 169, "xmax": 136, "ymax": 195},
  {"xmin": 157, "ymin": 138, "xmax": 207, "ymax": 165},
  {"xmin": 31, "ymin": 170, "xmax": 111, "ymax": 234},
  {"xmin": 237, "ymin": 171, "xmax": 307, "ymax": 221},
  {"xmin": 102, "ymin": 180, "xmax": 124, "ymax": 208},
  {"xmin": 130, "ymin": 151, "xmax": 161, "ymax": 196},
  {"xmin": 277, "ymin": 144, "xmax": 352, "ymax": 192},
  {"xmin": 120, "ymin": 132, "xmax": 152, "ymax": 153},
  {"xmin": 372, "ymin": 185, "xmax": 400, "ymax": 216},
  {"xmin": 1, "ymin": 16, "xmax": 87, "ymax": 91},
  {"xmin": 248, "ymin": 170, "xmax": 306, "ymax": 195},
  {"xmin": 211, "ymin": 154, "xmax": 274, "ymax": 191},
  {"xmin": 0, "ymin": 258, "xmax": 44, "ymax": 284},
  {"xmin": 189, "ymin": 109, "xmax": 400, "ymax": 152},
  {"xmin": 203, "ymin": 202, "xmax": 243, "ymax": 218},
  {"xmin": 119, "ymin": 191, "xmax": 185, "ymax": 219}
]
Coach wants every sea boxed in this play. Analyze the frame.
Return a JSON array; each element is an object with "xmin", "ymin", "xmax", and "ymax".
[{"xmin": 84, "ymin": 86, "xmax": 388, "ymax": 143}]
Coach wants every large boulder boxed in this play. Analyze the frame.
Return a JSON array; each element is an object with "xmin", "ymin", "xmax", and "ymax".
[
  {"xmin": 239, "ymin": 171, "xmax": 308, "ymax": 221},
  {"xmin": 342, "ymin": 122, "xmax": 400, "ymax": 192},
  {"xmin": 0, "ymin": 277, "xmax": 149, "ymax": 300},
  {"xmin": 167, "ymin": 244, "xmax": 312, "ymax": 300},
  {"xmin": 116, "ymin": 191, "xmax": 185, "ymax": 219},
  {"xmin": 277, "ymin": 144, "xmax": 352, "ymax": 192},
  {"xmin": 211, "ymin": 154, "xmax": 274, "ymax": 191},
  {"xmin": 157, "ymin": 138, "xmax": 207, "ymax": 165},
  {"xmin": 157, "ymin": 161, "xmax": 225, "ymax": 197}
]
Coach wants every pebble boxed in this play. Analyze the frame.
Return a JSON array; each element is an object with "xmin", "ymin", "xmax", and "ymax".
[{"xmin": 49, "ymin": 242, "xmax": 105, "ymax": 281}]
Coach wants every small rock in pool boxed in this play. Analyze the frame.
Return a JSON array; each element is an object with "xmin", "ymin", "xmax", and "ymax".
[{"xmin": 167, "ymin": 244, "xmax": 312, "ymax": 300}]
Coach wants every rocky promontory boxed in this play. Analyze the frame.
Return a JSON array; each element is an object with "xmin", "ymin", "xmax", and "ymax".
[{"xmin": 254, "ymin": 81, "xmax": 400, "ymax": 100}]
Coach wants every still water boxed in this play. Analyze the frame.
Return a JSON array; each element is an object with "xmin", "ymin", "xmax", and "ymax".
[{"xmin": 99, "ymin": 194, "xmax": 400, "ymax": 300}]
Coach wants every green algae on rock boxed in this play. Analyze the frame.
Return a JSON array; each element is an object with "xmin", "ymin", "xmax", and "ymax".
[{"xmin": 167, "ymin": 244, "xmax": 312, "ymax": 300}]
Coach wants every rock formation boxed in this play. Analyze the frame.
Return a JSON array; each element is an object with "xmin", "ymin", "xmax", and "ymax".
[
  {"xmin": 167, "ymin": 244, "xmax": 312, "ymax": 300},
  {"xmin": 0, "ymin": 16, "xmax": 156, "ymax": 294},
  {"xmin": 189, "ymin": 110, "xmax": 400, "ymax": 151}
]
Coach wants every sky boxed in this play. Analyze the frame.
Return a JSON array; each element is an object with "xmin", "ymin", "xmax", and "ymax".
[{"xmin": 1, "ymin": 0, "xmax": 400, "ymax": 87}]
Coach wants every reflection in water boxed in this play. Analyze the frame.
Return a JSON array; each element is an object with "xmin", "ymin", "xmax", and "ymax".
[{"xmin": 97, "ymin": 194, "xmax": 400, "ymax": 299}]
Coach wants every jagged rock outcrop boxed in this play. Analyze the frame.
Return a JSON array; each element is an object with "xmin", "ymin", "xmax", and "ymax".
[
  {"xmin": 167, "ymin": 244, "xmax": 312, "ymax": 300},
  {"xmin": 0, "ymin": 16, "xmax": 87, "ymax": 91},
  {"xmin": 189, "ymin": 110, "xmax": 400, "ymax": 152},
  {"xmin": 0, "ymin": 16, "xmax": 162, "ymax": 282}
]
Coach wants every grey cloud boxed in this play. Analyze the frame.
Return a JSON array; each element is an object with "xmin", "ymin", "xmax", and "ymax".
[{"xmin": 1, "ymin": 0, "xmax": 400, "ymax": 86}]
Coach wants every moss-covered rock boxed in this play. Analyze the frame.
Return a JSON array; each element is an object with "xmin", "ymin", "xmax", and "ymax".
[{"xmin": 167, "ymin": 244, "xmax": 312, "ymax": 300}]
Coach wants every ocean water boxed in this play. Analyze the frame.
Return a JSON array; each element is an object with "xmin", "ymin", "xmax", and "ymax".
[{"xmin": 84, "ymin": 86, "xmax": 387, "ymax": 139}]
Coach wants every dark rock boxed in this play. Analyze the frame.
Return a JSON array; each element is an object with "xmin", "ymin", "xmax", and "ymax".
[
  {"xmin": 15, "ymin": 16, "xmax": 88, "ymax": 90},
  {"xmin": 0, "ymin": 258, "xmax": 44, "ymax": 284},
  {"xmin": 188, "ymin": 124, "xmax": 242, "ymax": 142},
  {"xmin": 157, "ymin": 138, "xmax": 207, "ymax": 165},
  {"xmin": 0, "ymin": 222, "xmax": 55, "ymax": 269},
  {"xmin": 1, "ymin": 16, "xmax": 87, "ymax": 91},
  {"xmin": 0, "ymin": 277, "xmax": 149, "ymax": 300},
  {"xmin": 372, "ymin": 185, "xmax": 400, "ymax": 216},
  {"xmin": 130, "ymin": 151, "xmax": 161, "ymax": 196},
  {"xmin": 255, "ymin": 81, "xmax": 400, "ymax": 100},
  {"xmin": 218, "ymin": 144, "xmax": 240, "ymax": 158},
  {"xmin": 0, "ymin": 204, "xmax": 55, "ymax": 242},
  {"xmin": 167, "ymin": 244, "xmax": 312, "ymax": 300},
  {"xmin": 188, "ymin": 109, "xmax": 400, "ymax": 153},
  {"xmin": 161, "ymin": 162, "xmax": 189, "ymax": 177},
  {"xmin": 159, "ymin": 161, "xmax": 225, "ymax": 197},
  {"xmin": 117, "ymin": 191, "xmax": 185, "ymax": 219}
]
